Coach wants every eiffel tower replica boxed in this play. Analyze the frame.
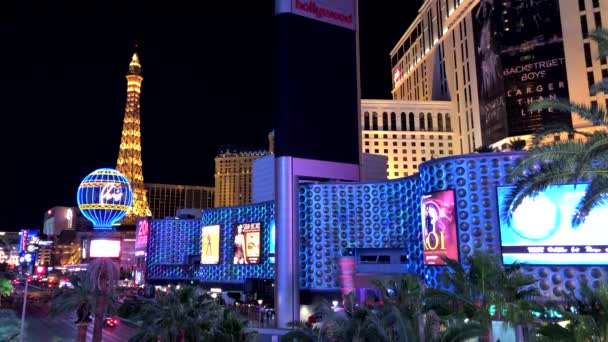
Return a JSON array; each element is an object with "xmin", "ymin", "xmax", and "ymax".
[{"xmin": 116, "ymin": 52, "xmax": 152, "ymax": 224}]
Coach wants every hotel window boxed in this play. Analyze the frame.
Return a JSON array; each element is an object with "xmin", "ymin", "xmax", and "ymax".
[
  {"xmin": 437, "ymin": 113, "xmax": 444, "ymax": 131},
  {"xmin": 427, "ymin": 113, "xmax": 433, "ymax": 131},
  {"xmin": 364, "ymin": 141, "xmax": 369, "ymax": 146},
  {"xmin": 384, "ymin": 149, "xmax": 388, "ymax": 153},
  {"xmin": 364, "ymin": 134, "xmax": 369, "ymax": 138},
  {"xmin": 400, "ymin": 112, "xmax": 407, "ymax": 130},
  {"xmin": 382, "ymin": 112, "xmax": 389, "ymax": 130},
  {"xmin": 579, "ymin": 0, "xmax": 585, "ymax": 10},
  {"xmin": 393, "ymin": 149, "xmax": 398, "ymax": 153},
  {"xmin": 374, "ymin": 142, "xmax": 378, "ymax": 146},
  {"xmin": 393, "ymin": 142, "xmax": 398, "ymax": 146},
  {"xmin": 449, "ymin": 150, "xmax": 453, "ymax": 154},
  {"xmin": 593, "ymin": 0, "xmax": 599, "ymax": 7},
  {"xmin": 581, "ymin": 15, "xmax": 589, "ymax": 39},
  {"xmin": 383, "ymin": 142, "xmax": 388, "ymax": 146},
  {"xmin": 421, "ymin": 157, "xmax": 426, "ymax": 162},
  {"xmin": 602, "ymin": 69, "xmax": 608, "ymax": 80},
  {"xmin": 588, "ymin": 71, "xmax": 595, "ymax": 88},
  {"xmin": 383, "ymin": 134, "xmax": 388, "ymax": 138},
  {"xmin": 595, "ymin": 12, "xmax": 602, "ymax": 29},
  {"xmin": 364, "ymin": 112, "xmax": 370, "ymax": 130},
  {"xmin": 390, "ymin": 112, "xmax": 397, "ymax": 130},
  {"xmin": 585, "ymin": 43, "xmax": 593, "ymax": 68},
  {"xmin": 374, "ymin": 149, "xmax": 379, "ymax": 153},
  {"xmin": 372, "ymin": 112, "xmax": 378, "ymax": 130},
  {"xmin": 445, "ymin": 113, "xmax": 452, "ymax": 131},
  {"xmin": 409, "ymin": 113, "xmax": 415, "ymax": 131},
  {"xmin": 419, "ymin": 113, "xmax": 425, "ymax": 130}
]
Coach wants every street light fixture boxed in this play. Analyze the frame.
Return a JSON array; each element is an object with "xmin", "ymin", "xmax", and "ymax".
[{"xmin": 257, "ymin": 299, "xmax": 263, "ymax": 325}]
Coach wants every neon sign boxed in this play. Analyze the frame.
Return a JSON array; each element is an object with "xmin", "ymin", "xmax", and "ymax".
[{"xmin": 77, "ymin": 168, "xmax": 133, "ymax": 230}]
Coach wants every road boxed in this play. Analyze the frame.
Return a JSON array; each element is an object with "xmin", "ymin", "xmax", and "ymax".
[{"xmin": 24, "ymin": 311, "xmax": 137, "ymax": 342}]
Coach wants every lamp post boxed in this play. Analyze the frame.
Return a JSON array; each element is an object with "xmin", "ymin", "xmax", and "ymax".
[
  {"xmin": 19, "ymin": 251, "xmax": 35, "ymax": 342},
  {"xmin": 257, "ymin": 299, "xmax": 263, "ymax": 326}
]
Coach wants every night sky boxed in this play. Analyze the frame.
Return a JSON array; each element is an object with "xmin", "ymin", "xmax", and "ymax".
[{"xmin": 0, "ymin": 1, "xmax": 421, "ymax": 230}]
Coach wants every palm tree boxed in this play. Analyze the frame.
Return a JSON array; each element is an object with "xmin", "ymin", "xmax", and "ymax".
[
  {"xmin": 50, "ymin": 272, "xmax": 96, "ymax": 342},
  {"xmin": 426, "ymin": 253, "xmax": 540, "ymax": 340},
  {"xmin": 130, "ymin": 285, "xmax": 224, "ymax": 342},
  {"xmin": 88, "ymin": 258, "xmax": 119, "ymax": 342},
  {"xmin": 475, "ymin": 145, "xmax": 495, "ymax": 153},
  {"xmin": 506, "ymin": 138, "xmax": 527, "ymax": 151},
  {"xmin": 538, "ymin": 282, "xmax": 608, "ymax": 341},
  {"xmin": 503, "ymin": 28, "xmax": 608, "ymax": 226},
  {"xmin": 0, "ymin": 278, "xmax": 13, "ymax": 308}
]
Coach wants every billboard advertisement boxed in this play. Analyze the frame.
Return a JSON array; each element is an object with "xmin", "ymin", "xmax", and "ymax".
[
  {"xmin": 134, "ymin": 219, "xmax": 150, "ymax": 251},
  {"xmin": 498, "ymin": 185, "xmax": 608, "ymax": 265},
  {"xmin": 276, "ymin": 0, "xmax": 356, "ymax": 31},
  {"xmin": 89, "ymin": 239, "xmax": 121, "ymax": 258},
  {"xmin": 201, "ymin": 225, "xmax": 220, "ymax": 264},
  {"xmin": 233, "ymin": 222, "xmax": 261, "ymax": 264},
  {"xmin": 19, "ymin": 229, "xmax": 39, "ymax": 254},
  {"xmin": 421, "ymin": 190, "xmax": 458, "ymax": 265},
  {"xmin": 473, "ymin": 0, "xmax": 571, "ymax": 144}
]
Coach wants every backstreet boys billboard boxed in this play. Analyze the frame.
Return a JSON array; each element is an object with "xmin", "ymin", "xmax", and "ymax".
[
  {"xmin": 233, "ymin": 222, "xmax": 261, "ymax": 264},
  {"xmin": 421, "ymin": 190, "xmax": 458, "ymax": 265},
  {"xmin": 201, "ymin": 225, "xmax": 220, "ymax": 264},
  {"xmin": 473, "ymin": 0, "xmax": 571, "ymax": 143}
]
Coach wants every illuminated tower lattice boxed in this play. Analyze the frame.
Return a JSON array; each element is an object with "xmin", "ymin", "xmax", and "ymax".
[{"xmin": 116, "ymin": 53, "xmax": 152, "ymax": 224}]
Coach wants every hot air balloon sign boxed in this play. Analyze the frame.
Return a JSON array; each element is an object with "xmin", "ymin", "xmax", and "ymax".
[{"xmin": 77, "ymin": 168, "xmax": 133, "ymax": 230}]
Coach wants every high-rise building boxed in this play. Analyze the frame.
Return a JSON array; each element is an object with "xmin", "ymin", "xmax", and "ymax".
[
  {"xmin": 116, "ymin": 53, "xmax": 152, "ymax": 223},
  {"xmin": 43, "ymin": 206, "xmax": 91, "ymax": 236},
  {"xmin": 214, "ymin": 148, "xmax": 269, "ymax": 208},
  {"xmin": 361, "ymin": 99, "xmax": 456, "ymax": 178},
  {"xmin": 145, "ymin": 183, "xmax": 215, "ymax": 219},
  {"xmin": 389, "ymin": 0, "xmax": 607, "ymax": 152}
]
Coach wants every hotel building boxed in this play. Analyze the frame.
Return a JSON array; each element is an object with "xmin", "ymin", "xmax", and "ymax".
[{"xmin": 389, "ymin": 0, "xmax": 607, "ymax": 151}]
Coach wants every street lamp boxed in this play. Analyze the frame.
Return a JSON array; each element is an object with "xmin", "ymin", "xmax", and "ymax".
[
  {"xmin": 19, "ymin": 249, "xmax": 36, "ymax": 342},
  {"xmin": 257, "ymin": 299, "xmax": 263, "ymax": 325}
]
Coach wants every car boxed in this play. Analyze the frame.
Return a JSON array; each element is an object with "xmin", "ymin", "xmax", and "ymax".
[{"xmin": 103, "ymin": 317, "xmax": 119, "ymax": 328}]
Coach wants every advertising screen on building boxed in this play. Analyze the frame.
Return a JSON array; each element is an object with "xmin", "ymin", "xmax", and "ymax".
[
  {"xmin": 421, "ymin": 190, "xmax": 458, "ymax": 265},
  {"xmin": 233, "ymin": 222, "xmax": 261, "ymax": 264},
  {"xmin": 473, "ymin": 0, "xmax": 571, "ymax": 144},
  {"xmin": 19, "ymin": 229, "xmax": 39, "ymax": 254},
  {"xmin": 201, "ymin": 225, "xmax": 220, "ymax": 264},
  {"xmin": 89, "ymin": 239, "xmax": 121, "ymax": 258},
  {"xmin": 269, "ymin": 220, "xmax": 276, "ymax": 264},
  {"xmin": 134, "ymin": 219, "xmax": 149, "ymax": 250},
  {"xmin": 498, "ymin": 185, "xmax": 608, "ymax": 265}
]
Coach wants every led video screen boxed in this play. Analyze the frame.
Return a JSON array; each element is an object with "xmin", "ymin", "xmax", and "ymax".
[
  {"xmin": 233, "ymin": 222, "xmax": 261, "ymax": 264},
  {"xmin": 269, "ymin": 220, "xmax": 275, "ymax": 264},
  {"xmin": 201, "ymin": 225, "xmax": 220, "ymax": 264},
  {"xmin": 421, "ymin": 189, "xmax": 459, "ymax": 265},
  {"xmin": 89, "ymin": 239, "xmax": 121, "ymax": 258},
  {"xmin": 497, "ymin": 184, "xmax": 608, "ymax": 265}
]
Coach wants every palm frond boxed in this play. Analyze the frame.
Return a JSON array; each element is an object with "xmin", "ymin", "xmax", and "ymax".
[
  {"xmin": 591, "ymin": 28, "xmax": 608, "ymax": 59},
  {"xmin": 573, "ymin": 176, "xmax": 608, "ymax": 226},
  {"xmin": 528, "ymin": 99, "xmax": 607, "ymax": 127},
  {"xmin": 531, "ymin": 122, "xmax": 585, "ymax": 146},
  {"xmin": 590, "ymin": 78, "xmax": 608, "ymax": 96}
]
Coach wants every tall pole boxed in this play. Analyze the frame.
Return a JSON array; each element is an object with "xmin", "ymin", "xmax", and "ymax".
[{"xmin": 19, "ymin": 264, "xmax": 30, "ymax": 342}]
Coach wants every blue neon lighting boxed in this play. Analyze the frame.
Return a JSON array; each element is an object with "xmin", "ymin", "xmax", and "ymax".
[{"xmin": 76, "ymin": 168, "xmax": 133, "ymax": 230}]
